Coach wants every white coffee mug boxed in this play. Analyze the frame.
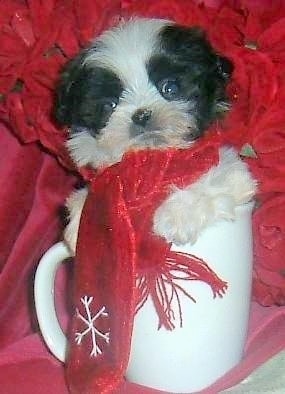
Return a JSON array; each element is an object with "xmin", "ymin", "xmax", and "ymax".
[{"xmin": 34, "ymin": 202, "xmax": 254, "ymax": 393}]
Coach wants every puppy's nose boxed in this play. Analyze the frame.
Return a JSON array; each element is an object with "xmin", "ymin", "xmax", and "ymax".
[{"xmin": 132, "ymin": 108, "xmax": 152, "ymax": 127}]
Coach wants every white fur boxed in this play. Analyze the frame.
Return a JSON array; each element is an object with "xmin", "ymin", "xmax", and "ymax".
[
  {"xmin": 85, "ymin": 18, "xmax": 170, "ymax": 87},
  {"xmin": 153, "ymin": 147, "xmax": 257, "ymax": 245},
  {"xmin": 67, "ymin": 97, "xmax": 195, "ymax": 168}
]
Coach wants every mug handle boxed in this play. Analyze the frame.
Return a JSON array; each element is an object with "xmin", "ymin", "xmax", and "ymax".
[{"xmin": 34, "ymin": 242, "xmax": 71, "ymax": 362}]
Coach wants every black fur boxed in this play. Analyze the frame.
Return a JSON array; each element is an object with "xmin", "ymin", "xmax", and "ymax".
[
  {"xmin": 148, "ymin": 25, "xmax": 233, "ymax": 134},
  {"xmin": 55, "ymin": 50, "xmax": 123, "ymax": 135}
]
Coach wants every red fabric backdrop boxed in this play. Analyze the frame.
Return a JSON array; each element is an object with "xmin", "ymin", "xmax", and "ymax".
[{"xmin": 1, "ymin": 1, "xmax": 285, "ymax": 393}]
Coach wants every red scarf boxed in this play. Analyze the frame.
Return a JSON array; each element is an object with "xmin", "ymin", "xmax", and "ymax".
[{"xmin": 66, "ymin": 136, "xmax": 227, "ymax": 393}]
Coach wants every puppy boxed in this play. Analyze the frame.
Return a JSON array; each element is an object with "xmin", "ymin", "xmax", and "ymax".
[{"xmin": 55, "ymin": 17, "xmax": 256, "ymax": 253}]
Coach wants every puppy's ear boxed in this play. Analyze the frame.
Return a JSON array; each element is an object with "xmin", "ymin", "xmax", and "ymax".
[
  {"xmin": 55, "ymin": 56, "xmax": 80, "ymax": 125},
  {"xmin": 160, "ymin": 24, "xmax": 233, "ymax": 77},
  {"xmin": 160, "ymin": 25, "xmax": 213, "ymax": 63},
  {"xmin": 55, "ymin": 50, "xmax": 89, "ymax": 125},
  {"xmin": 216, "ymin": 56, "xmax": 234, "ymax": 81}
]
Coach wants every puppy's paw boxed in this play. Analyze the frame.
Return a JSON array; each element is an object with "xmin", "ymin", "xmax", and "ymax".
[
  {"xmin": 153, "ymin": 188, "xmax": 207, "ymax": 245},
  {"xmin": 217, "ymin": 148, "xmax": 257, "ymax": 204},
  {"xmin": 153, "ymin": 188, "xmax": 236, "ymax": 245},
  {"xmin": 153, "ymin": 147, "xmax": 256, "ymax": 246}
]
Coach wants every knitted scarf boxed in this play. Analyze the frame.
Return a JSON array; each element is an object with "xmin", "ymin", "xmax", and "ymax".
[{"xmin": 66, "ymin": 136, "xmax": 228, "ymax": 393}]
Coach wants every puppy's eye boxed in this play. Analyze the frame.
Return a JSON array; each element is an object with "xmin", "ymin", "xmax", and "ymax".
[
  {"xmin": 101, "ymin": 98, "xmax": 118, "ymax": 113},
  {"xmin": 158, "ymin": 79, "xmax": 180, "ymax": 100}
]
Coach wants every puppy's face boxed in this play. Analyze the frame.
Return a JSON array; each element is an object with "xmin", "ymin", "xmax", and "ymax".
[{"xmin": 56, "ymin": 18, "xmax": 233, "ymax": 168}]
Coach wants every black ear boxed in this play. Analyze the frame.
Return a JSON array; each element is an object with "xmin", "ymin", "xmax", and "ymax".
[
  {"xmin": 216, "ymin": 56, "xmax": 234, "ymax": 80},
  {"xmin": 55, "ymin": 49, "xmax": 90, "ymax": 125},
  {"xmin": 159, "ymin": 25, "xmax": 215, "ymax": 64},
  {"xmin": 160, "ymin": 24, "xmax": 233, "ymax": 77}
]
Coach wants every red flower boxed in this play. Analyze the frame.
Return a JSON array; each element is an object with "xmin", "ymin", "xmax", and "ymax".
[
  {"xmin": 253, "ymin": 194, "xmax": 285, "ymax": 305},
  {"xmin": 0, "ymin": 0, "xmax": 120, "ymax": 169},
  {"xmin": 254, "ymin": 195, "xmax": 285, "ymax": 272},
  {"xmin": 74, "ymin": 0, "xmax": 121, "ymax": 46},
  {"xmin": 122, "ymin": 0, "xmax": 212, "ymax": 27}
]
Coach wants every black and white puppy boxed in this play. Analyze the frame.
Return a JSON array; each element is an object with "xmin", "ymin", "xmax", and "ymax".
[{"xmin": 56, "ymin": 18, "xmax": 256, "ymax": 253}]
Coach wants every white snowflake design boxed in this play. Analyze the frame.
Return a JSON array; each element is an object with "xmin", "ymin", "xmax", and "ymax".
[{"xmin": 75, "ymin": 295, "xmax": 110, "ymax": 357}]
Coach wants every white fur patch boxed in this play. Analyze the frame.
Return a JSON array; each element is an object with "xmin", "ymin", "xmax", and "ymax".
[
  {"xmin": 85, "ymin": 18, "xmax": 170, "ymax": 88},
  {"xmin": 153, "ymin": 148, "xmax": 257, "ymax": 245}
]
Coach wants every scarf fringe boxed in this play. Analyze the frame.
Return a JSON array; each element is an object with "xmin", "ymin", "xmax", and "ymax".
[{"xmin": 136, "ymin": 250, "xmax": 228, "ymax": 330}]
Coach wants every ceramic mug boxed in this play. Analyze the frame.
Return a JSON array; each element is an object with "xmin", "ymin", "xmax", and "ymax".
[{"xmin": 34, "ymin": 202, "xmax": 254, "ymax": 393}]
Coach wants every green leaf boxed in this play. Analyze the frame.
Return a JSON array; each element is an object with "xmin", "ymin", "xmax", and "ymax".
[{"xmin": 240, "ymin": 143, "xmax": 257, "ymax": 158}]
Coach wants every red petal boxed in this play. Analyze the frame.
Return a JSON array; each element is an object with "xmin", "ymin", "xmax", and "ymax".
[{"xmin": 11, "ymin": 10, "xmax": 35, "ymax": 47}]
